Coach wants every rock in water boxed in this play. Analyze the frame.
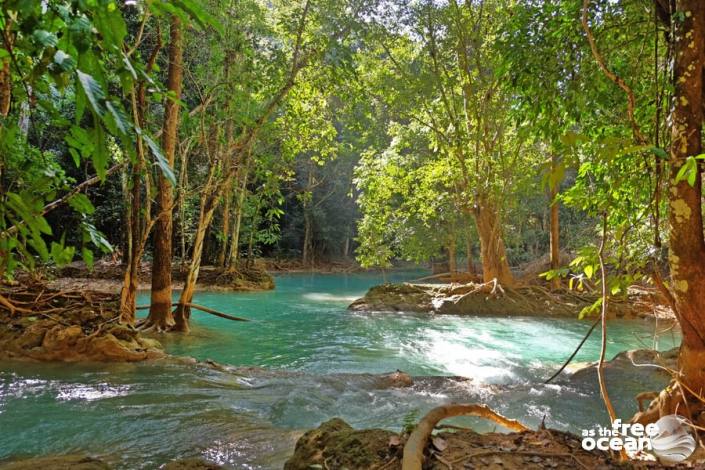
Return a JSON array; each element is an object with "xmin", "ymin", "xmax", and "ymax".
[
  {"xmin": 0, "ymin": 455, "xmax": 110, "ymax": 469},
  {"xmin": 284, "ymin": 418, "xmax": 400, "ymax": 470}
]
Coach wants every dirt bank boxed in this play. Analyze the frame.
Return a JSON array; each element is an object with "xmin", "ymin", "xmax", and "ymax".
[
  {"xmin": 51, "ymin": 260, "xmax": 274, "ymax": 294},
  {"xmin": 284, "ymin": 417, "xmax": 640, "ymax": 469},
  {"xmin": 349, "ymin": 281, "xmax": 674, "ymax": 320},
  {"xmin": 0, "ymin": 283, "xmax": 163, "ymax": 362}
]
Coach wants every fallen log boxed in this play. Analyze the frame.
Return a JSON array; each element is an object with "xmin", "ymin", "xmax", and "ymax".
[
  {"xmin": 401, "ymin": 403, "xmax": 529, "ymax": 470},
  {"xmin": 135, "ymin": 302, "xmax": 250, "ymax": 322}
]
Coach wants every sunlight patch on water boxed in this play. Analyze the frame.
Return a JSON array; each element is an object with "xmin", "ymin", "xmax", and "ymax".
[
  {"xmin": 301, "ymin": 292, "xmax": 362, "ymax": 303},
  {"xmin": 410, "ymin": 326, "xmax": 520, "ymax": 383},
  {"xmin": 202, "ymin": 440, "xmax": 253, "ymax": 468},
  {"xmin": 56, "ymin": 383, "xmax": 130, "ymax": 401}
]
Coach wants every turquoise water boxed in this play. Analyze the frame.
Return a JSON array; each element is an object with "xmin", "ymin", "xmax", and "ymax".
[{"xmin": 0, "ymin": 273, "xmax": 680, "ymax": 468}]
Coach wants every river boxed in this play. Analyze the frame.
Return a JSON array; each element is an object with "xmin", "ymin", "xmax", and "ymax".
[{"xmin": 0, "ymin": 272, "xmax": 680, "ymax": 468}]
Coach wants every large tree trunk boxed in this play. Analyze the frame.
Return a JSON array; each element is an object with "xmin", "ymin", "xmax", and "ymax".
[
  {"xmin": 549, "ymin": 154, "xmax": 561, "ymax": 290},
  {"xmin": 668, "ymin": 0, "xmax": 705, "ymax": 397},
  {"xmin": 118, "ymin": 34, "xmax": 162, "ymax": 325},
  {"xmin": 472, "ymin": 195, "xmax": 514, "ymax": 286},
  {"xmin": 148, "ymin": 16, "xmax": 183, "ymax": 329}
]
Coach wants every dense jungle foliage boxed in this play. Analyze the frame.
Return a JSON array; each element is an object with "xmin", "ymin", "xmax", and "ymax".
[{"xmin": 2, "ymin": 0, "xmax": 705, "ymax": 423}]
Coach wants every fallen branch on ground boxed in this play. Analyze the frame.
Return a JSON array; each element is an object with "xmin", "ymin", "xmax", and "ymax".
[{"xmin": 401, "ymin": 403, "xmax": 529, "ymax": 470}]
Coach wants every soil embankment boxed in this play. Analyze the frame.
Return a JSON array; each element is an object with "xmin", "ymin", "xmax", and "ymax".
[
  {"xmin": 51, "ymin": 260, "xmax": 275, "ymax": 294},
  {"xmin": 0, "ymin": 283, "xmax": 163, "ymax": 362},
  {"xmin": 349, "ymin": 281, "xmax": 674, "ymax": 320}
]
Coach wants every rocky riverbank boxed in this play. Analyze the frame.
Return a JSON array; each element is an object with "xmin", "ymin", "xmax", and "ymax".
[
  {"xmin": 349, "ymin": 281, "xmax": 674, "ymax": 319},
  {"xmin": 284, "ymin": 417, "xmax": 624, "ymax": 469},
  {"xmin": 0, "ymin": 455, "xmax": 222, "ymax": 469}
]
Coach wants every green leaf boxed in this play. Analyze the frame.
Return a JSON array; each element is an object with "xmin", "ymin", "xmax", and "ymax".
[
  {"xmin": 53, "ymin": 50, "xmax": 75, "ymax": 72},
  {"xmin": 82, "ymin": 247, "xmax": 94, "ymax": 270},
  {"xmin": 143, "ymin": 133, "xmax": 176, "ymax": 186},
  {"xmin": 68, "ymin": 193, "xmax": 96, "ymax": 215},
  {"xmin": 650, "ymin": 147, "xmax": 668, "ymax": 159},
  {"xmin": 172, "ymin": 0, "xmax": 224, "ymax": 34},
  {"xmin": 33, "ymin": 30, "xmax": 58, "ymax": 47},
  {"xmin": 584, "ymin": 264, "xmax": 594, "ymax": 279},
  {"xmin": 675, "ymin": 156, "xmax": 698, "ymax": 186},
  {"xmin": 92, "ymin": 125, "xmax": 109, "ymax": 180},
  {"xmin": 81, "ymin": 220, "xmax": 112, "ymax": 253},
  {"xmin": 105, "ymin": 101, "xmax": 131, "ymax": 135},
  {"xmin": 76, "ymin": 70, "xmax": 106, "ymax": 117},
  {"xmin": 50, "ymin": 242, "xmax": 76, "ymax": 266}
]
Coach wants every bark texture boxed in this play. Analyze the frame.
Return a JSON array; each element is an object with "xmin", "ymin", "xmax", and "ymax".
[
  {"xmin": 148, "ymin": 16, "xmax": 183, "ymax": 329},
  {"xmin": 473, "ymin": 196, "xmax": 514, "ymax": 286},
  {"xmin": 668, "ymin": 0, "xmax": 705, "ymax": 394}
]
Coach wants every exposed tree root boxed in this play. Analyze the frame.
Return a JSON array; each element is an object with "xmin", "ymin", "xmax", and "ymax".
[
  {"xmin": 401, "ymin": 403, "xmax": 529, "ymax": 470},
  {"xmin": 0, "ymin": 282, "xmax": 116, "ymax": 319},
  {"xmin": 632, "ymin": 377, "xmax": 705, "ymax": 428},
  {"xmin": 0, "ymin": 282, "xmax": 163, "ymax": 362}
]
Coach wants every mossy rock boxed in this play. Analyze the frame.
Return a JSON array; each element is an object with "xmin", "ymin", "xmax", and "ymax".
[
  {"xmin": 284, "ymin": 418, "xmax": 400, "ymax": 470},
  {"xmin": 0, "ymin": 455, "xmax": 111, "ymax": 470}
]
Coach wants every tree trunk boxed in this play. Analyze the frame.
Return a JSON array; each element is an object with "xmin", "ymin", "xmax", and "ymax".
[
  {"xmin": 549, "ymin": 154, "xmax": 561, "ymax": 290},
  {"xmin": 216, "ymin": 181, "xmax": 231, "ymax": 267},
  {"xmin": 177, "ymin": 139, "xmax": 190, "ymax": 265},
  {"xmin": 447, "ymin": 230, "xmax": 457, "ymax": 274},
  {"xmin": 173, "ymin": 190, "xmax": 219, "ymax": 333},
  {"xmin": 302, "ymin": 205, "xmax": 313, "ymax": 267},
  {"xmin": 119, "ymin": 158, "xmax": 142, "ymax": 324},
  {"xmin": 0, "ymin": 21, "xmax": 13, "ymax": 117},
  {"xmin": 227, "ymin": 157, "xmax": 251, "ymax": 269},
  {"xmin": 246, "ymin": 200, "xmax": 260, "ymax": 269},
  {"xmin": 302, "ymin": 167, "xmax": 315, "ymax": 267},
  {"xmin": 464, "ymin": 220, "xmax": 474, "ymax": 274},
  {"xmin": 668, "ymin": 0, "xmax": 705, "ymax": 397},
  {"xmin": 148, "ymin": 16, "xmax": 183, "ymax": 329},
  {"xmin": 472, "ymin": 195, "xmax": 514, "ymax": 286}
]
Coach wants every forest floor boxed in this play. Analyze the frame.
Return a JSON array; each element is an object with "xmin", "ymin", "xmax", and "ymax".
[
  {"xmin": 49, "ymin": 259, "xmax": 275, "ymax": 294},
  {"xmin": 0, "ymin": 281, "xmax": 163, "ymax": 362},
  {"xmin": 283, "ymin": 416, "xmax": 704, "ymax": 469}
]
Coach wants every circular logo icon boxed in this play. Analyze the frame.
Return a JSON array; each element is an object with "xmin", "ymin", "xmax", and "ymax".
[{"xmin": 651, "ymin": 414, "xmax": 697, "ymax": 463}]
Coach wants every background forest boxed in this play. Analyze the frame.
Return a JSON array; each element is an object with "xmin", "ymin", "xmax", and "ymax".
[
  {"xmin": 5, "ymin": 0, "xmax": 705, "ymax": 466},
  {"xmin": 0, "ymin": 0, "xmax": 692, "ymax": 327}
]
